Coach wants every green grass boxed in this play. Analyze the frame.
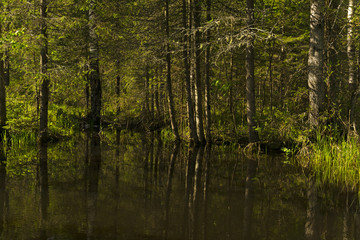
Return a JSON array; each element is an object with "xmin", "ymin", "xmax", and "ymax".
[{"xmin": 299, "ymin": 134, "xmax": 360, "ymax": 191}]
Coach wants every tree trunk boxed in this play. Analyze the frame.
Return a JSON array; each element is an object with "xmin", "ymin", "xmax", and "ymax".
[
  {"xmin": 144, "ymin": 65, "xmax": 150, "ymax": 120},
  {"xmin": 194, "ymin": 0, "xmax": 205, "ymax": 143},
  {"xmin": 204, "ymin": 0, "xmax": 212, "ymax": 143},
  {"xmin": 3, "ymin": 6, "xmax": 9, "ymax": 87},
  {"xmin": 347, "ymin": 0, "xmax": 357, "ymax": 127},
  {"xmin": 245, "ymin": 0, "xmax": 260, "ymax": 143},
  {"xmin": 325, "ymin": 0, "xmax": 341, "ymax": 120},
  {"xmin": 165, "ymin": 0, "xmax": 180, "ymax": 141},
  {"xmin": 183, "ymin": 0, "xmax": 199, "ymax": 143},
  {"xmin": 0, "ymin": 26, "xmax": 5, "ymax": 130},
  {"xmin": 308, "ymin": 0, "xmax": 325, "ymax": 128},
  {"xmin": 39, "ymin": 0, "xmax": 49, "ymax": 143},
  {"xmin": 116, "ymin": 75, "xmax": 120, "ymax": 115},
  {"xmin": 88, "ymin": 0, "xmax": 102, "ymax": 129}
]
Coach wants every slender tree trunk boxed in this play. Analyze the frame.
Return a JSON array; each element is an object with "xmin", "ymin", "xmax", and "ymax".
[
  {"xmin": 194, "ymin": 0, "xmax": 205, "ymax": 143},
  {"xmin": 39, "ymin": 0, "xmax": 49, "ymax": 143},
  {"xmin": 85, "ymin": 73, "xmax": 90, "ymax": 113},
  {"xmin": 183, "ymin": 0, "xmax": 199, "ymax": 143},
  {"xmin": 88, "ymin": 0, "xmax": 102, "ymax": 129},
  {"xmin": 155, "ymin": 80, "xmax": 160, "ymax": 119},
  {"xmin": 165, "ymin": 0, "xmax": 180, "ymax": 141},
  {"xmin": 326, "ymin": 0, "xmax": 341, "ymax": 119},
  {"xmin": 144, "ymin": 65, "xmax": 150, "ymax": 120},
  {"xmin": 205, "ymin": 0, "xmax": 212, "ymax": 143},
  {"xmin": 308, "ymin": 0, "xmax": 325, "ymax": 128},
  {"xmin": 4, "ymin": 6, "xmax": 9, "ymax": 87},
  {"xmin": 347, "ymin": 0, "xmax": 357, "ymax": 127},
  {"xmin": 0, "ymin": 50, "xmax": 5, "ymax": 130},
  {"xmin": 229, "ymin": 53, "xmax": 237, "ymax": 134},
  {"xmin": 245, "ymin": 0, "xmax": 260, "ymax": 143},
  {"xmin": 116, "ymin": 75, "xmax": 120, "ymax": 115}
]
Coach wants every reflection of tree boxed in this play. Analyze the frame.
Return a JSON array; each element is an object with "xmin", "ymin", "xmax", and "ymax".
[
  {"xmin": 0, "ymin": 143, "xmax": 7, "ymax": 235},
  {"xmin": 355, "ymin": 210, "xmax": 360, "ymax": 240},
  {"xmin": 202, "ymin": 144, "xmax": 211, "ymax": 240},
  {"xmin": 242, "ymin": 158, "xmax": 257, "ymax": 240},
  {"xmin": 38, "ymin": 141, "xmax": 49, "ymax": 240},
  {"xmin": 164, "ymin": 143, "xmax": 180, "ymax": 239},
  {"xmin": 182, "ymin": 145, "xmax": 199, "ymax": 240},
  {"xmin": 181, "ymin": 145, "xmax": 207, "ymax": 240},
  {"xmin": 191, "ymin": 146, "xmax": 205, "ymax": 240},
  {"xmin": 86, "ymin": 132, "xmax": 101, "ymax": 240},
  {"xmin": 114, "ymin": 128, "xmax": 121, "ymax": 239},
  {"xmin": 305, "ymin": 176, "xmax": 319, "ymax": 240}
]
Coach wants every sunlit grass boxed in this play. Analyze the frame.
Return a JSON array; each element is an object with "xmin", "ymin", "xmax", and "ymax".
[{"xmin": 300, "ymin": 134, "xmax": 360, "ymax": 191}]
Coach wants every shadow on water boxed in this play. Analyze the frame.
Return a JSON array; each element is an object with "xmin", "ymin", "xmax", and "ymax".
[{"xmin": 4, "ymin": 131, "xmax": 360, "ymax": 239}]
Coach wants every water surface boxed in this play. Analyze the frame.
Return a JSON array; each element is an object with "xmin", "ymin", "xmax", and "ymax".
[{"xmin": 1, "ymin": 132, "xmax": 358, "ymax": 239}]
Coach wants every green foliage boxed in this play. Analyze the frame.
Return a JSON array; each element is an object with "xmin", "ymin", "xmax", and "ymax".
[{"xmin": 257, "ymin": 106, "xmax": 309, "ymax": 144}]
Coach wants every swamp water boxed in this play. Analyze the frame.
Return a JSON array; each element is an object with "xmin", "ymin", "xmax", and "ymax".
[{"xmin": 0, "ymin": 132, "xmax": 359, "ymax": 239}]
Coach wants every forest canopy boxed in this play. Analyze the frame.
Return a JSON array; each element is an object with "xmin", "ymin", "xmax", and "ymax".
[{"xmin": 0, "ymin": 0, "xmax": 358, "ymax": 145}]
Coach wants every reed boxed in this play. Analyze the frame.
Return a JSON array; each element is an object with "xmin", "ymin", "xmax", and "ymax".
[{"xmin": 301, "ymin": 134, "xmax": 360, "ymax": 190}]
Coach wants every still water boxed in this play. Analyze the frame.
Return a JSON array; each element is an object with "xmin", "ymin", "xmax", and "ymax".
[{"xmin": 0, "ymin": 131, "xmax": 359, "ymax": 239}]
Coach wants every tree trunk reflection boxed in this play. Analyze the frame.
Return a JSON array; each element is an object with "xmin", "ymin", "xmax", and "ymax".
[
  {"xmin": 183, "ymin": 145, "xmax": 199, "ymax": 240},
  {"xmin": 0, "ymin": 143, "xmax": 6, "ymax": 235},
  {"xmin": 305, "ymin": 176, "xmax": 319, "ymax": 240},
  {"xmin": 243, "ymin": 158, "xmax": 257, "ymax": 240},
  {"xmin": 86, "ymin": 132, "xmax": 101, "ymax": 240},
  {"xmin": 164, "ymin": 143, "xmax": 180, "ymax": 239},
  {"xmin": 38, "ymin": 141, "xmax": 49, "ymax": 240}
]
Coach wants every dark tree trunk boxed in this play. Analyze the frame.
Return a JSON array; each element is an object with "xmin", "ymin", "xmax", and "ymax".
[
  {"xmin": 39, "ymin": 0, "xmax": 49, "ymax": 143},
  {"xmin": 116, "ymin": 75, "xmax": 120, "ymax": 115},
  {"xmin": 3, "ymin": 6, "xmax": 9, "ymax": 87},
  {"xmin": 193, "ymin": 0, "xmax": 205, "ymax": 143},
  {"xmin": 183, "ymin": 0, "xmax": 199, "ymax": 143},
  {"xmin": 308, "ymin": 0, "xmax": 325, "ymax": 128},
  {"xmin": 88, "ymin": 0, "xmax": 102, "ymax": 129},
  {"xmin": 205, "ymin": 0, "xmax": 212, "ymax": 143},
  {"xmin": 165, "ymin": 0, "xmax": 180, "ymax": 141},
  {"xmin": 245, "ymin": 0, "xmax": 260, "ymax": 143},
  {"xmin": 0, "ymin": 52, "xmax": 5, "ymax": 130},
  {"xmin": 325, "ymin": 0, "xmax": 340, "ymax": 118}
]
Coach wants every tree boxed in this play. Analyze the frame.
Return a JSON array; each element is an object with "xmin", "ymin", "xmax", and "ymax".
[
  {"xmin": 204, "ymin": 0, "xmax": 212, "ymax": 143},
  {"xmin": 182, "ymin": 0, "xmax": 199, "ymax": 143},
  {"xmin": 39, "ymin": 0, "xmax": 49, "ymax": 143},
  {"xmin": 347, "ymin": 0, "xmax": 357, "ymax": 127},
  {"xmin": 308, "ymin": 0, "xmax": 325, "ymax": 128},
  {"xmin": 165, "ymin": 0, "xmax": 180, "ymax": 141},
  {"xmin": 88, "ymin": 0, "xmax": 102, "ymax": 129},
  {"xmin": 245, "ymin": 0, "xmax": 260, "ymax": 143},
  {"xmin": 193, "ymin": 0, "xmax": 205, "ymax": 143}
]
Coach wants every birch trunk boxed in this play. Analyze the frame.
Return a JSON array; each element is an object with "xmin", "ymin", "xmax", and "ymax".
[
  {"xmin": 183, "ymin": 0, "xmax": 199, "ymax": 143},
  {"xmin": 308, "ymin": 0, "xmax": 325, "ymax": 128},
  {"xmin": 194, "ymin": 0, "xmax": 205, "ymax": 143},
  {"xmin": 165, "ymin": 0, "xmax": 180, "ymax": 141}
]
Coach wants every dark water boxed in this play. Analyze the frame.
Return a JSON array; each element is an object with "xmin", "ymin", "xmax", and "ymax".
[{"xmin": 1, "ymin": 131, "xmax": 359, "ymax": 239}]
